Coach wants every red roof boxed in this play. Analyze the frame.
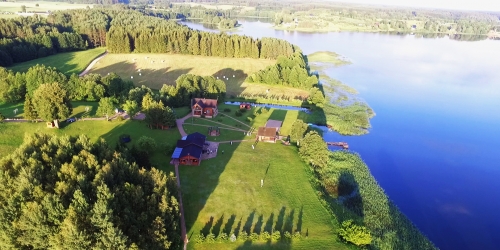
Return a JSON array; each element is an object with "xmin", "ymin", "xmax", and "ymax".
[{"xmin": 193, "ymin": 98, "xmax": 218, "ymax": 108}]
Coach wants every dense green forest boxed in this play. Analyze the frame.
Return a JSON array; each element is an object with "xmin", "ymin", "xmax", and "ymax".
[{"xmin": 0, "ymin": 133, "xmax": 181, "ymax": 249}]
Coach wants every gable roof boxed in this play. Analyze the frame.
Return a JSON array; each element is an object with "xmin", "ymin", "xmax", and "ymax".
[
  {"xmin": 176, "ymin": 139, "xmax": 204, "ymax": 148},
  {"xmin": 265, "ymin": 120, "xmax": 282, "ymax": 128},
  {"xmin": 257, "ymin": 127, "xmax": 277, "ymax": 137},
  {"xmin": 179, "ymin": 144, "xmax": 202, "ymax": 159},
  {"xmin": 193, "ymin": 98, "xmax": 218, "ymax": 108},
  {"xmin": 186, "ymin": 132, "xmax": 206, "ymax": 142}
]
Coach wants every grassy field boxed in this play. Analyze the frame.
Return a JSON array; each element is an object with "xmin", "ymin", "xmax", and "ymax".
[
  {"xmin": 307, "ymin": 51, "xmax": 351, "ymax": 67},
  {"xmin": 0, "ymin": 1, "xmax": 92, "ymax": 18},
  {"xmin": 8, "ymin": 48, "xmax": 106, "ymax": 75},
  {"xmin": 0, "ymin": 101, "xmax": 99, "ymax": 119},
  {"xmin": 86, "ymin": 54, "xmax": 309, "ymax": 102},
  {"xmin": 181, "ymin": 141, "xmax": 349, "ymax": 250}
]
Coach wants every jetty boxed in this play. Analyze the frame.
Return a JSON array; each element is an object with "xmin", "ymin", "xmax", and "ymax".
[{"xmin": 326, "ymin": 142, "xmax": 349, "ymax": 150}]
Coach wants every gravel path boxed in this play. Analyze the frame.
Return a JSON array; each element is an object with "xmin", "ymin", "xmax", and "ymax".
[{"xmin": 79, "ymin": 51, "xmax": 108, "ymax": 77}]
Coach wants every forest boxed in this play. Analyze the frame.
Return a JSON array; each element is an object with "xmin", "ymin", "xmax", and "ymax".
[{"xmin": 0, "ymin": 133, "xmax": 181, "ymax": 249}]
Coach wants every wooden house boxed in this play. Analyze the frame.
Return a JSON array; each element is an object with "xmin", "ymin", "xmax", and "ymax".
[
  {"xmin": 192, "ymin": 98, "xmax": 218, "ymax": 118},
  {"xmin": 239, "ymin": 103, "xmax": 251, "ymax": 110},
  {"xmin": 171, "ymin": 132, "xmax": 206, "ymax": 166},
  {"xmin": 257, "ymin": 127, "xmax": 278, "ymax": 143},
  {"xmin": 265, "ymin": 120, "xmax": 283, "ymax": 133}
]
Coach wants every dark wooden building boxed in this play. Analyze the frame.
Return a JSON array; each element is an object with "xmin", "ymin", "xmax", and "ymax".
[
  {"xmin": 171, "ymin": 132, "xmax": 207, "ymax": 166},
  {"xmin": 192, "ymin": 98, "xmax": 218, "ymax": 118}
]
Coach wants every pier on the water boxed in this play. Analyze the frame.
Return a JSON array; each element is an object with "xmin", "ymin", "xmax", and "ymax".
[{"xmin": 326, "ymin": 142, "xmax": 349, "ymax": 150}]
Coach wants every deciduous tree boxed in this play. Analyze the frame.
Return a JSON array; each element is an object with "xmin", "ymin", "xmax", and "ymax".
[{"xmin": 32, "ymin": 82, "xmax": 72, "ymax": 123}]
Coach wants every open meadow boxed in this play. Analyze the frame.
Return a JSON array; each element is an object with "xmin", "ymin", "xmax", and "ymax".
[
  {"xmin": 87, "ymin": 53, "xmax": 309, "ymax": 102},
  {"xmin": 7, "ymin": 47, "xmax": 106, "ymax": 75},
  {"xmin": 0, "ymin": 1, "xmax": 92, "ymax": 18}
]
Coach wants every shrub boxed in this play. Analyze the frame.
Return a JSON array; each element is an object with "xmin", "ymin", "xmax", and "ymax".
[
  {"xmin": 293, "ymin": 231, "xmax": 302, "ymax": 240},
  {"xmin": 338, "ymin": 220, "xmax": 372, "ymax": 247},
  {"xmin": 235, "ymin": 111, "xmax": 242, "ymax": 117},
  {"xmin": 205, "ymin": 233, "xmax": 216, "ymax": 243},
  {"xmin": 195, "ymin": 233, "xmax": 205, "ymax": 243},
  {"xmin": 240, "ymin": 108, "xmax": 247, "ymax": 113},
  {"xmin": 230, "ymin": 233, "xmax": 236, "ymax": 242},
  {"xmin": 160, "ymin": 142, "xmax": 174, "ymax": 156},
  {"xmin": 247, "ymin": 117, "xmax": 253, "ymax": 122},
  {"xmin": 272, "ymin": 231, "xmax": 281, "ymax": 241},
  {"xmin": 223, "ymin": 108, "xmax": 231, "ymax": 112},
  {"xmin": 249, "ymin": 232, "xmax": 259, "ymax": 241},
  {"xmin": 115, "ymin": 115, "xmax": 124, "ymax": 121},
  {"xmin": 261, "ymin": 231, "xmax": 271, "ymax": 241},
  {"xmin": 217, "ymin": 232, "xmax": 228, "ymax": 242},
  {"xmin": 261, "ymin": 108, "xmax": 269, "ymax": 114},
  {"xmin": 284, "ymin": 231, "xmax": 292, "ymax": 240},
  {"xmin": 137, "ymin": 136, "xmax": 157, "ymax": 153},
  {"xmin": 237, "ymin": 231, "xmax": 248, "ymax": 242}
]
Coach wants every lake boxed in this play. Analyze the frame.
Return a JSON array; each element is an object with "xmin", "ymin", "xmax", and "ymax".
[{"xmin": 181, "ymin": 20, "xmax": 500, "ymax": 250}]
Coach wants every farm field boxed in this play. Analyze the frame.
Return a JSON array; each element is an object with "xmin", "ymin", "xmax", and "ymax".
[
  {"xmin": 0, "ymin": 1, "xmax": 92, "ymax": 17},
  {"xmin": 7, "ymin": 48, "xmax": 106, "ymax": 75},
  {"xmin": 86, "ymin": 53, "xmax": 308, "ymax": 102}
]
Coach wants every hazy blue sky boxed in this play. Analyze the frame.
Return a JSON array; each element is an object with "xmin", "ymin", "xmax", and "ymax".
[{"xmin": 337, "ymin": 0, "xmax": 500, "ymax": 11}]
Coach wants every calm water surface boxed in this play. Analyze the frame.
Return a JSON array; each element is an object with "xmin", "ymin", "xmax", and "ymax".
[{"xmin": 182, "ymin": 21, "xmax": 500, "ymax": 250}]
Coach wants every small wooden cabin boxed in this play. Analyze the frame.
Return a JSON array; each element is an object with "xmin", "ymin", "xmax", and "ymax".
[
  {"xmin": 257, "ymin": 127, "xmax": 278, "ymax": 143},
  {"xmin": 239, "ymin": 103, "xmax": 251, "ymax": 110},
  {"xmin": 192, "ymin": 98, "xmax": 218, "ymax": 118}
]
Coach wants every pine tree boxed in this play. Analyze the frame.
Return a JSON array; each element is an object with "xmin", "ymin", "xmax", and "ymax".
[{"xmin": 24, "ymin": 94, "xmax": 38, "ymax": 122}]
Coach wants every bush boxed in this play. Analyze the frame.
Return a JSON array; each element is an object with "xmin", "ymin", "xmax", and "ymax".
[
  {"xmin": 237, "ymin": 231, "xmax": 248, "ymax": 242},
  {"xmin": 217, "ymin": 232, "xmax": 228, "ymax": 242},
  {"xmin": 240, "ymin": 108, "xmax": 247, "ymax": 113},
  {"xmin": 137, "ymin": 136, "xmax": 157, "ymax": 153},
  {"xmin": 205, "ymin": 233, "xmax": 216, "ymax": 243},
  {"xmin": 115, "ymin": 115, "xmax": 124, "ymax": 121},
  {"xmin": 247, "ymin": 117, "xmax": 253, "ymax": 122},
  {"xmin": 160, "ymin": 142, "xmax": 174, "ymax": 156},
  {"xmin": 249, "ymin": 232, "xmax": 259, "ymax": 241},
  {"xmin": 261, "ymin": 108, "xmax": 269, "ymax": 114},
  {"xmin": 195, "ymin": 233, "xmax": 205, "ymax": 243},
  {"xmin": 235, "ymin": 111, "xmax": 242, "ymax": 117},
  {"xmin": 293, "ymin": 231, "xmax": 302, "ymax": 240},
  {"xmin": 272, "ymin": 231, "xmax": 281, "ymax": 241},
  {"xmin": 230, "ymin": 233, "xmax": 236, "ymax": 242},
  {"xmin": 261, "ymin": 231, "xmax": 271, "ymax": 241},
  {"xmin": 223, "ymin": 108, "xmax": 231, "ymax": 112},
  {"xmin": 284, "ymin": 231, "xmax": 292, "ymax": 241},
  {"xmin": 338, "ymin": 220, "xmax": 372, "ymax": 247}
]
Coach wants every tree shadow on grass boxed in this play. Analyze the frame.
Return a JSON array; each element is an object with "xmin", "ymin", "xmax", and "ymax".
[
  {"xmin": 243, "ymin": 210, "xmax": 256, "ymax": 234},
  {"xmin": 253, "ymin": 214, "xmax": 264, "ymax": 234},
  {"xmin": 213, "ymin": 68, "xmax": 247, "ymax": 98},
  {"xmin": 296, "ymin": 206, "xmax": 303, "ymax": 233},
  {"xmin": 264, "ymin": 213, "xmax": 274, "ymax": 233},
  {"xmin": 201, "ymin": 216, "xmax": 214, "ymax": 236},
  {"xmin": 211, "ymin": 214, "xmax": 224, "ymax": 236},
  {"xmin": 87, "ymin": 60, "xmax": 193, "ymax": 90},
  {"xmin": 274, "ymin": 206, "xmax": 286, "ymax": 232},
  {"xmin": 223, "ymin": 214, "xmax": 237, "ymax": 234}
]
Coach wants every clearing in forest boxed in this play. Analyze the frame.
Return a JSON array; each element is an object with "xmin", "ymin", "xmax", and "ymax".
[{"xmin": 87, "ymin": 53, "xmax": 308, "ymax": 102}]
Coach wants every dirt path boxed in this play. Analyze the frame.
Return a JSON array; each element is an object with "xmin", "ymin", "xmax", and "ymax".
[
  {"xmin": 79, "ymin": 51, "xmax": 108, "ymax": 77},
  {"xmin": 176, "ymin": 113, "xmax": 193, "ymax": 137},
  {"xmin": 174, "ymin": 164, "xmax": 188, "ymax": 250}
]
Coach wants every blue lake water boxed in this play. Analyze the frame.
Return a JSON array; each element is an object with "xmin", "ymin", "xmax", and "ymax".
[{"xmin": 182, "ymin": 20, "xmax": 500, "ymax": 250}]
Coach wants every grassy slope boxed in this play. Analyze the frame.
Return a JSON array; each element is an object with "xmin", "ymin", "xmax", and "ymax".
[
  {"xmin": 7, "ymin": 48, "xmax": 106, "ymax": 75},
  {"xmin": 182, "ymin": 141, "xmax": 349, "ymax": 250},
  {"xmin": 86, "ymin": 53, "xmax": 308, "ymax": 102}
]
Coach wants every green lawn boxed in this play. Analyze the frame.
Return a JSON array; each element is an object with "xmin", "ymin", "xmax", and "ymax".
[
  {"xmin": 0, "ymin": 101, "xmax": 99, "ymax": 119},
  {"xmin": 7, "ymin": 48, "xmax": 106, "ymax": 75},
  {"xmin": 181, "ymin": 141, "xmax": 350, "ymax": 250},
  {"xmin": 0, "ymin": 119, "xmax": 181, "ymax": 167}
]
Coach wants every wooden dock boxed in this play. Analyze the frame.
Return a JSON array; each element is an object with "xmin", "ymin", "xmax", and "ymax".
[{"xmin": 326, "ymin": 142, "xmax": 349, "ymax": 150}]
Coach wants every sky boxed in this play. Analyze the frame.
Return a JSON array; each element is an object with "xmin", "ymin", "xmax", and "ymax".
[{"xmin": 335, "ymin": 0, "xmax": 500, "ymax": 12}]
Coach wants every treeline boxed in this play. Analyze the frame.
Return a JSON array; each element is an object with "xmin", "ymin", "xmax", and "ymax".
[
  {"xmin": 246, "ymin": 52, "xmax": 318, "ymax": 89},
  {"xmin": 0, "ymin": 16, "xmax": 86, "ymax": 66},
  {"xmin": 160, "ymin": 73, "xmax": 226, "ymax": 107},
  {"xmin": 105, "ymin": 10, "xmax": 297, "ymax": 58},
  {"xmin": 0, "ymin": 133, "xmax": 181, "ymax": 249},
  {"xmin": 292, "ymin": 127, "xmax": 437, "ymax": 249}
]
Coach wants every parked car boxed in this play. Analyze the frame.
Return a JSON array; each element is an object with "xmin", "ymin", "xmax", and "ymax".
[{"xmin": 66, "ymin": 117, "xmax": 76, "ymax": 122}]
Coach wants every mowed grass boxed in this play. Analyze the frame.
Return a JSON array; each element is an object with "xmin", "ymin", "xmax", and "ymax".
[
  {"xmin": 0, "ymin": 101, "xmax": 99, "ymax": 119},
  {"xmin": 0, "ymin": 119, "xmax": 181, "ymax": 167},
  {"xmin": 86, "ymin": 53, "xmax": 284, "ymax": 96},
  {"xmin": 8, "ymin": 48, "xmax": 106, "ymax": 75},
  {"xmin": 0, "ymin": 1, "xmax": 92, "ymax": 14},
  {"xmin": 181, "ymin": 141, "xmax": 349, "ymax": 250}
]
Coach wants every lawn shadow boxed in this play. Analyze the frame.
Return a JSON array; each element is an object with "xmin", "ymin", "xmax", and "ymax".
[
  {"xmin": 223, "ymin": 214, "xmax": 237, "ymax": 234},
  {"xmin": 243, "ymin": 210, "xmax": 256, "ymax": 234},
  {"xmin": 212, "ymin": 68, "xmax": 247, "ymax": 98},
  {"xmin": 201, "ymin": 216, "xmax": 214, "ymax": 236},
  {"xmin": 211, "ymin": 214, "xmax": 224, "ymax": 236},
  {"xmin": 283, "ymin": 209, "xmax": 295, "ymax": 233},
  {"xmin": 296, "ymin": 206, "xmax": 303, "ymax": 233},
  {"xmin": 274, "ymin": 206, "xmax": 286, "ymax": 232},
  {"xmin": 253, "ymin": 214, "xmax": 264, "ymax": 234},
  {"xmin": 263, "ymin": 213, "xmax": 274, "ymax": 233},
  {"xmin": 87, "ymin": 59, "xmax": 193, "ymax": 90}
]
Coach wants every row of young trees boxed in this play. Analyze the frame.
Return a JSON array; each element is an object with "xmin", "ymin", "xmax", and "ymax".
[
  {"xmin": 0, "ymin": 133, "xmax": 181, "ymax": 249},
  {"xmin": 246, "ymin": 52, "xmax": 319, "ymax": 89}
]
